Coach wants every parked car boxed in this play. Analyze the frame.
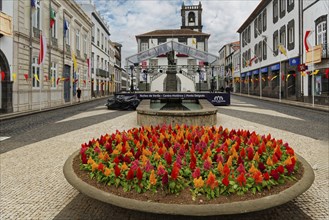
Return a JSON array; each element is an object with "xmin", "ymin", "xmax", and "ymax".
[{"xmin": 106, "ymin": 95, "xmax": 140, "ymax": 110}]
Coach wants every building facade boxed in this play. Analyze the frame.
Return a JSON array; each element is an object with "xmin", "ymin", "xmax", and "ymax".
[
  {"xmin": 302, "ymin": 1, "xmax": 328, "ymax": 105},
  {"xmin": 80, "ymin": 3, "xmax": 111, "ymax": 97},
  {"xmin": 0, "ymin": 0, "xmax": 14, "ymax": 113},
  {"xmin": 238, "ymin": 0, "xmax": 301, "ymax": 100},
  {"xmin": 4, "ymin": 0, "xmax": 93, "ymax": 113},
  {"xmin": 113, "ymin": 42, "xmax": 123, "ymax": 92}
]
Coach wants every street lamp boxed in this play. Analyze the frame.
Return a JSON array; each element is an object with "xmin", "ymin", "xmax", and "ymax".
[
  {"xmin": 130, "ymin": 65, "xmax": 134, "ymax": 92},
  {"xmin": 211, "ymin": 66, "xmax": 215, "ymax": 92},
  {"xmin": 197, "ymin": 68, "xmax": 201, "ymax": 91},
  {"xmin": 143, "ymin": 69, "xmax": 148, "ymax": 91}
]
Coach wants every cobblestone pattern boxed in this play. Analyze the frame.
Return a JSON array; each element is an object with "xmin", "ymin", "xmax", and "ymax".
[{"xmin": 1, "ymin": 103, "xmax": 328, "ymax": 219}]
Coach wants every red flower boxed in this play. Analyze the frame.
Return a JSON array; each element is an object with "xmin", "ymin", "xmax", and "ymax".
[
  {"xmin": 162, "ymin": 172, "xmax": 169, "ymax": 185},
  {"xmin": 171, "ymin": 164, "xmax": 180, "ymax": 180},
  {"xmin": 126, "ymin": 168, "xmax": 134, "ymax": 180},
  {"xmin": 237, "ymin": 163, "xmax": 246, "ymax": 174},
  {"xmin": 263, "ymin": 172, "xmax": 270, "ymax": 180},
  {"xmin": 98, "ymin": 163, "xmax": 104, "ymax": 172},
  {"xmin": 223, "ymin": 164, "xmax": 230, "ymax": 176},
  {"xmin": 81, "ymin": 154, "xmax": 88, "ymax": 164},
  {"xmin": 247, "ymin": 147, "xmax": 254, "ymax": 161},
  {"xmin": 222, "ymin": 176, "xmax": 229, "ymax": 187},
  {"xmin": 114, "ymin": 165, "xmax": 121, "ymax": 177},
  {"xmin": 270, "ymin": 169, "xmax": 280, "ymax": 180},
  {"xmin": 136, "ymin": 167, "xmax": 143, "ymax": 181},
  {"xmin": 257, "ymin": 142, "xmax": 266, "ymax": 155},
  {"xmin": 258, "ymin": 162, "xmax": 266, "ymax": 172},
  {"xmin": 113, "ymin": 157, "xmax": 120, "ymax": 164},
  {"xmin": 239, "ymin": 148, "xmax": 246, "ymax": 158},
  {"xmin": 192, "ymin": 167, "xmax": 201, "ymax": 179},
  {"xmin": 285, "ymin": 163, "xmax": 295, "ymax": 174},
  {"xmin": 277, "ymin": 165, "xmax": 285, "ymax": 174},
  {"xmin": 236, "ymin": 172, "xmax": 246, "ymax": 186},
  {"xmin": 203, "ymin": 158, "xmax": 212, "ymax": 170},
  {"xmin": 252, "ymin": 170, "xmax": 263, "ymax": 184},
  {"xmin": 164, "ymin": 152, "xmax": 172, "ymax": 165}
]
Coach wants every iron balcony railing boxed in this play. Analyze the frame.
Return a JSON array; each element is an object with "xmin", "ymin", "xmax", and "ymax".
[{"xmin": 96, "ymin": 68, "xmax": 109, "ymax": 78}]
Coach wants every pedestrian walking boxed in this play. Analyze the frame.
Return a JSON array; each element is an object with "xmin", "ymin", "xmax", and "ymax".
[{"xmin": 77, "ymin": 87, "xmax": 81, "ymax": 102}]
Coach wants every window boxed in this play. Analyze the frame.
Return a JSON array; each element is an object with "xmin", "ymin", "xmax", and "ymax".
[
  {"xmin": 287, "ymin": 0, "xmax": 294, "ymax": 12},
  {"xmin": 263, "ymin": 38, "xmax": 267, "ymax": 60},
  {"xmin": 158, "ymin": 38, "xmax": 166, "ymax": 45},
  {"xmin": 273, "ymin": 30, "xmax": 279, "ymax": 56},
  {"xmin": 141, "ymin": 42, "xmax": 148, "ymax": 51},
  {"xmin": 92, "ymin": 25, "xmax": 95, "ymax": 42},
  {"xmin": 263, "ymin": 9, "xmax": 267, "ymax": 31},
  {"xmin": 178, "ymin": 37, "xmax": 187, "ymax": 45},
  {"xmin": 188, "ymin": 12, "xmax": 195, "ymax": 23},
  {"xmin": 101, "ymin": 58, "xmax": 103, "ymax": 69},
  {"xmin": 75, "ymin": 29, "xmax": 80, "ymax": 50},
  {"xmin": 97, "ymin": 28, "xmax": 100, "ymax": 46},
  {"xmin": 65, "ymin": 21, "xmax": 70, "ymax": 45},
  {"xmin": 254, "ymin": 43, "xmax": 258, "ymax": 63},
  {"xmin": 254, "ymin": 19, "xmax": 258, "ymax": 38},
  {"xmin": 315, "ymin": 15, "xmax": 328, "ymax": 58},
  {"xmin": 97, "ymin": 55, "xmax": 100, "ymax": 68},
  {"xmin": 280, "ymin": 25, "xmax": 286, "ymax": 48},
  {"xmin": 247, "ymin": 26, "xmax": 251, "ymax": 43},
  {"xmin": 51, "ymin": 11, "xmax": 57, "ymax": 38},
  {"xmin": 83, "ymin": 35, "xmax": 87, "ymax": 55},
  {"xmin": 287, "ymin": 19, "xmax": 295, "ymax": 51},
  {"xmin": 273, "ymin": 0, "xmax": 278, "ymax": 24},
  {"xmin": 32, "ymin": 0, "xmax": 41, "ymax": 29},
  {"xmin": 280, "ymin": 0, "xmax": 286, "ymax": 18},
  {"xmin": 101, "ymin": 33, "xmax": 104, "ymax": 49},
  {"xmin": 51, "ymin": 62, "xmax": 57, "ymax": 88},
  {"xmin": 32, "ymin": 57, "xmax": 40, "ymax": 88},
  {"xmin": 258, "ymin": 42, "xmax": 263, "ymax": 62},
  {"xmin": 197, "ymin": 42, "xmax": 204, "ymax": 51},
  {"xmin": 258, "ymin": 15, "xmax": 262, "ymax": 35}
]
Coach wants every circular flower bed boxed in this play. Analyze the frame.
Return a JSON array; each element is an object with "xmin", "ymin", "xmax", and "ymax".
[{"xmin": 79, "ymin": 124, "xmax": 300, "ymax": 200}]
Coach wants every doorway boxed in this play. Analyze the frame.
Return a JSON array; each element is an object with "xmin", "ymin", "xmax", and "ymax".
[{"xmin": 63, "ymin": 65, "xmax": 71, "ymax": 102}]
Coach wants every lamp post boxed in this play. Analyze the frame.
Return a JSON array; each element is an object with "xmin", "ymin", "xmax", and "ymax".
[
  {"xmin": 130, "ymin": 65, "xmax": 134, "ymax": 92},
  {"xmin": 197, "ymin": 68, "xmax": 201, "ymax": 91},
  {"xmin": 211, "ymin": 66, "xmax": 214, "ymax": 92},
  {"xmin": 143, "ymin": 69, "xmax": 148, "ymax": 91}
]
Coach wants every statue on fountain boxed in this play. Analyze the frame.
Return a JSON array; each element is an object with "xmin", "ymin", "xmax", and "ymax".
[{"xmin": 166, "ymin": 50, "xmax": 175, "ymax": 66}]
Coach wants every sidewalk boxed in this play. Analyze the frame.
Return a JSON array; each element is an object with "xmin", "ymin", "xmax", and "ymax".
[{"xmin": 232, "ymin": 92, "xmax": 329, "ymax": 113}]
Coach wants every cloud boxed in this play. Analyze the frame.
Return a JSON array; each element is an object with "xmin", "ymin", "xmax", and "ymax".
[{"xmin": 77, "ymin": 0, "xmax": 260, "ymax": 67}]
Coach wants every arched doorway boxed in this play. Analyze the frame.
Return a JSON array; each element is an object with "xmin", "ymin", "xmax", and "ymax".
[{"xmin": 0, "ymin": 49, "xmax": 13, "ymax": 113}]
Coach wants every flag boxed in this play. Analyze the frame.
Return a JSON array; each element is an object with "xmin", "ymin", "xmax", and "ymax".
[
  {"xmin": 271, "ymin": 75, "xmax": 278, "ymax": 81},
  {"xmin": 192, "ymin": 38, "xmax": 196, "ymax": 45},
  {"xmin": 64, "ymin": 19, "xmax": 68, "ymax": 38},
  {"xmin": 34, "ymin": 73, "xmax": 40, "ymax": 82},
  {"xmin": 325, "ymin": 69, "xmax": 329, "ymax": 79},
  {"xmin": 310, "ymin": 70, "xmax": 319, "ymax": 75},
  {"xmin": 304, "ymin": 30, "xmax": 312, "ymax": 52},
  {"xmin": 50, "ymin": 7, "xmax": 56, "ymax": 29},
  {"xmin": 286, "ymin": 74, "xmax": 291, "ymax": 81},
  {"xmin": 72, "ymin": 51, "xmax": 77, "ymax": 71},
  {"xmin": 24, "ymin": 73, "xmax": 29, "ymax": 81},
  {"xmin": 281, "ymin": 73, "xmax": 285, "ymax": 81},
  {"xmin": 31, "ymin": 0, "xmax": 36, "ymax": 8},
  {"xmin": 278, "ymin": 45, "xmax": 287, "ymax": 56},
  {"xmin": 87, "ymin": 58, "xmax": 90, "ymax": 77},
  {"xmin": 301, "ymin": 71, "xmax": 307, "ymax": 77},
  {"xmin": 249, "ymin": 56, "xmax": 258, "ymax": 66},
  {"xmin": 56, "ymin": 77, "xmax": 60, "ymax": 85},
  {"xmin": 1, "ymin": 71, "xmax": 5, "ymax": 80},
  {"xmin": 38, "ymin": 33, "xmax": 47, "ymax": 65},
  {"xmin": 12, "ymin": 73, "xmax": 17, "ymax": 81}
]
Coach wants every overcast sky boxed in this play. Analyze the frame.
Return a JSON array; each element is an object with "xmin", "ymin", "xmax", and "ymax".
[{"xmin": 77, "ymin": 0, "xmax": 260, "ymax": 65}]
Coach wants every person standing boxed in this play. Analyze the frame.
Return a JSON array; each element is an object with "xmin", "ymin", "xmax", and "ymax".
[{"xmin": 77, "ymin": 87, "xmax": 82, "ymax": 102}]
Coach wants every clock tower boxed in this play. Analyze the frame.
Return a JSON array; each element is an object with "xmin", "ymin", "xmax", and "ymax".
[{"xmin": 181, "ymin": 2, "xmax": 203, "ymax": 32}]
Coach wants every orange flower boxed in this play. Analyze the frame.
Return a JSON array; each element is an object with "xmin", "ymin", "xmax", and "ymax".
[
  {"xmin": 104, "ymin": 167, "xmax": 112, "ymax": 177},
  {"xmin": 121, "ymin": 162, "xmax": 128, "ymax": 171},
  {"xmin": 193, "ymin": 176, "xmax": 204, "ymax": 188},
  {"xmin": 266, "ymin": 156, "xmax": 273, "ymax": 166},
  {"xmin": 142, "ymin": 148, "xmax": 152, "ymax": 157},
  {"xmin": 248, "ymin": 163, "xmax": 258, "ymax": 174},
  {"xmin": 87, "ymin": 157, "xmax": 94, "ymax": 165},
  {"xmin": 226, "ymin": 156, "xmax": 233, "ymax": 167},
  {"xmin": 91, "ymin": 162, "xmax": 98, "ymax": 172},
  {"xmin": 98, "ymin": 152, "xmax": 105, "ymax": 161},
  {"xmin": 125, "ymin": 151, "xmax": 133, "ymax": 158},
  {"xmin": 217, "ymin": 161, "xmax": 224, "ymax": 175},
  {"xmin": 112, "ymin": 149, "xmax": 120, "ymax": 155},
  {"xmin": 231, "ymin": 147, "xmax": 239, "ymax": 159},
  {"xmin": 236, "ymin": 172, "xmax": 246, "ymax": 186},
  {"xmin": 154, "ymin": 152, "xmax": 161, "ymax": 160},
  {"xmin": 206, "ymin": 171, "xmax": 219, "ymax": 189},
  {"xmin": 284, "ymin": 156, "xmax": 292, "ymax": 165},
  {"xmin": 252, "ymin": 170, "xmax": 263, "ymax": 184},
  {"xmin": 169, "ymin": 147, "xmax": 175, "ymax": 156},
  {"xmin": 253, "ymin": 152, "xmax": 260, "ymax": 162},
  {"xmin": 149, "ymin": 170, "xmax": 157, "ymax": 185}
]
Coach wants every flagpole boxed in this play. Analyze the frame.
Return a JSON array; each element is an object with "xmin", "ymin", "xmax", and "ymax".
[
  {"xmin": 279, "ymin": 50, "xmax": 281, "ymax": 102},
  {"xmin": 40, "ymin": 31, "xmax": 43, "ymax": 111},
  {"xmin": 312, "ymin": 42, "xmax": 314, "ymax": 107}
]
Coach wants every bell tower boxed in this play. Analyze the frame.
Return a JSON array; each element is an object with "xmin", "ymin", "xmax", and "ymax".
[{"xmin": 181, "ymin": 2, "xmax": 203, "ymax": 32}]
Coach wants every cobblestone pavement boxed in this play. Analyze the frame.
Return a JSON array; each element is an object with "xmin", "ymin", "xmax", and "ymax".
[{"xmin": 0, "ymin": 97, "xmax": 328, "ymax": 220}]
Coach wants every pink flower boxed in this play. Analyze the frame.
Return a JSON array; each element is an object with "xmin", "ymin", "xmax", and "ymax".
[
  {"xmin": 162, "ymin": 172, "xmax": 169, "ymax": 185},
  {"xmin": 192, "ymin": 167, "xmax": 201, "ymax": 179},
  {"xmin": 237, "ymin": 163, "xmax": 246, "ymax": 174}
]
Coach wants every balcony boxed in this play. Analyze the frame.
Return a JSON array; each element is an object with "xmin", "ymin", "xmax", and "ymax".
[
  {"xmin": 96, "ymin": 68, "xmax": 109, "ymax": 78},
  {"xmin": 322, "ymin": 43, "xmax": 328, "ymax": 59},
  {"xmin": 33, "ymin": 27, "xmax": 40, "ymax": 38},
  {"xmin": 66, "ymin": 44, "xmax": 71, "ymax": 54}
]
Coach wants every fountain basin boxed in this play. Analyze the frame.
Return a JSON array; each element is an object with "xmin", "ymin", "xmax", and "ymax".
[{"xmin": 136, "ymin": 99, "xmax": 218, "ymax": 126}]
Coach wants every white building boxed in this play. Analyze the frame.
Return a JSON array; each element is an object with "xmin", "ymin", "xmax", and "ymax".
[
  {"xmin": 0, "ymin": 0, "xmax": 14, "ymax": 113},
  {"xmin": 133, "ymin": 2, "xmax": 214, "ymax": 92},
  {"xmin": 80, "ymin": 3, "xmax": 111, "ymax": 97},
  {"xmin": 302, "ymin": 1, "xmax": 328, "ymax": 105},
  {"xmin": 238, "ymin": 0, "xmax": 301, "ymax": 100}
]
